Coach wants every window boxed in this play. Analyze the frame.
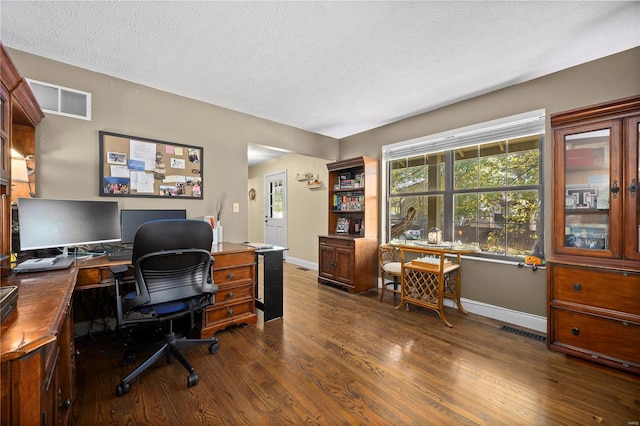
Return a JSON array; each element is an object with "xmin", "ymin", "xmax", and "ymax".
[
  {"xmin": 26, "ymin": 79, "xmax": 92, "ymax": 120},
  {"xmin": 384, "ymin": 110, "xmax": 545, "ymax": 260}
]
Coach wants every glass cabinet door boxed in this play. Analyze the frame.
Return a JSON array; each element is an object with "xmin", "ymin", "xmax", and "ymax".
[
  {"xmin": 625, "ymin": 116, "xmax": 640, "ymax": 260},
  {"xmin": 555, "ymin": 120, "xmax": 622, "ymax": 258}
]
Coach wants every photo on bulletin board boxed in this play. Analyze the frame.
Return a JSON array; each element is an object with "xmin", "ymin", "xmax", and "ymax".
[{"xmin": 99, "ymin": 131, "xmax": 203, "ymax": 199}]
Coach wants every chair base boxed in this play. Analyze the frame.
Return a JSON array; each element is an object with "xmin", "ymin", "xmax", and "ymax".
[{"xmin": 116, "ymin": 322, "xmax": 219, "ymax": 396}]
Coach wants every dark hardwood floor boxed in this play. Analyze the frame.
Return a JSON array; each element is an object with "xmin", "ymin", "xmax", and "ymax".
[{"xmin": 73, "ymin": 262, "xmax": 640, "ymax": 425}]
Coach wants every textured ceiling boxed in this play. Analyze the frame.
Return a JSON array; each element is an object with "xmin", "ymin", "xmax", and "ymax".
[{"xmin": 1, "ymin": 1, "xmax": 639, "ymax": 145}]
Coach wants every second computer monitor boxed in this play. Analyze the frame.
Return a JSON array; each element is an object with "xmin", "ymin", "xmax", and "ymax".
[{"xmin": 120, "ymin": 209, "xmax": 187, "ymax": 244}]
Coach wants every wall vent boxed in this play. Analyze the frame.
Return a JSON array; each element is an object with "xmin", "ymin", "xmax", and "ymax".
[{"xmin": 26, "ymin": 79, "xmax": 91, "ymax": 121}]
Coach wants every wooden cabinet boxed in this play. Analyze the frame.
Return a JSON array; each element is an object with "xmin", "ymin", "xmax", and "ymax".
[
  {"xmin": 318, "ymin": 156, "xmax": 378, "ymax": 293},
  {"xmin": 548, "ymin": 95, "xmax": 640, "ymax": 374},
  {"xmin": 201, "ymin": 243, "xmax": 257, "ymax": 337},
  {"xmin": 0, "ymin": 43, "xmax": 44, "ymax": 275}
]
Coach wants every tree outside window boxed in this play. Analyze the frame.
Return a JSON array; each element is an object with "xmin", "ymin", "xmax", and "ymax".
[{"xmin": 388, "ymin": 135, "xmax": 542, "ymax": 259}]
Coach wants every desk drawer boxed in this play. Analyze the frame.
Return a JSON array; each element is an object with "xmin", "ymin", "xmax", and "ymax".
[
  {"xmin": 204, "ymin": 300, "xmax": 254, "ymax": 324},
  {"xmin": 212, "ymin": 251, "xmax": 254, "ymax": 268},
  {"xmin": 552, "ymin": 265, "xmax": 640, "ymax": 315},
  {"xmin": 214, "ymin": 281, "xmax": 254, "ymax": 304},
  {"xmin": 213, "ymin": 265, "xmax": 254, "ymax": 285}
]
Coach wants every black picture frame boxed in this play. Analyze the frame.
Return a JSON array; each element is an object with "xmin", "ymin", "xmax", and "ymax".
[
  {"xmin": 336, "ymin": 217, "xmax": 350, "ymax": 234},
  {"xmin": 99, "ymin": 131, "xmax": 203, "ymax": 199}
]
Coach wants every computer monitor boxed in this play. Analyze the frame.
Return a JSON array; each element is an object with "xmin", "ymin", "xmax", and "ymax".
[
  {"xmin": 120, "ymin": 209, "xmax": 187, "ymax": 244},
  {"xmin": 17, "ymin": 198, "xmax": 121, "ymax": 252}
]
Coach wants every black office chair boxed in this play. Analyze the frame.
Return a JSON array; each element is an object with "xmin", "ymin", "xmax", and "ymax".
[{"xmin": 111, "ymin": 219, "xmax": 218, "ymax": 397}]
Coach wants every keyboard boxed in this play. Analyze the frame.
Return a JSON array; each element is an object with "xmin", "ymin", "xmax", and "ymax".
[{"xmin": 107, "ymin": 250, "xmax": 133, "ymax": 261}]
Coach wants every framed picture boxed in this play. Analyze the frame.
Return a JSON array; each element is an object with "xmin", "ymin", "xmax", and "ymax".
[
  {"xmin": 566, "ymin": 186, "xmax": 598, "ymax": 209},
  {"xmin": 99, "ymin": 131, "xmax": 203, "ymax": 199},
  {"xmin": 566, "ymin": 223, "xmax": 608, "ymax": 250},
  {"xmin": 336, "ymin": 217, "xmax": 350, "ymax": 234}
]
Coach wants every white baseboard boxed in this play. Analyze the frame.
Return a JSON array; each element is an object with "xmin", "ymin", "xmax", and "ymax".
[
  {"xmin": 378, "ymin": 278, "xmax": 547, "ymax": 333},
  {"xmin": 443, "ymin": 298, "xmax": 547, "ymax": 333},
  {"xmin": 284, "ymin": 257, "xmax": 318, "ymax": 271}
]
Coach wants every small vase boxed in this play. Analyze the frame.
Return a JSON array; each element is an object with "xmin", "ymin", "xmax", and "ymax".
[{"xmin": 217, "ymin": 224, "xmax": 224, "ymax": 243}]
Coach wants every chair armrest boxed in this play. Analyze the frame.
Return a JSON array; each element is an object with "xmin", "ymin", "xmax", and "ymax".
[{"xmin": 110, "ymin": 264, "xmax": 130, "ymax": 277}]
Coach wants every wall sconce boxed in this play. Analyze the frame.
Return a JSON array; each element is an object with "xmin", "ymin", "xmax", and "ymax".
[
  {"xmin": 11, "ymin": 157, "xmax": 29, "ymax": 183},
  {"xmin": 427, "ymin": 227, "xmax": 442, "ymax": 244}
]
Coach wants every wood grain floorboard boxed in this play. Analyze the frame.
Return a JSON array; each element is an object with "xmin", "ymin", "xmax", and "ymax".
[{"xmin": 72, "ymin": 262, "xmax": 640, "ymax": 425}]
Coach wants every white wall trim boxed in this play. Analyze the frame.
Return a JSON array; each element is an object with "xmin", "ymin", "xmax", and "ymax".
[
  {"xmin": 443, "ymin": 297, "xmax": 547, "ymax": 333},
  {"xmin": 285, "ymin": 257, "xmax": 318, "ymax": 271},
  {"xmin": 379, "ymin": 278, "xmax": 546, "ymax": 333}
]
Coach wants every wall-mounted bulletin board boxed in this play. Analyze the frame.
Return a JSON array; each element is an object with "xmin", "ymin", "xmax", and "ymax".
[{"xmin": 99, "ymin": 131, "xmax": 203, "ymax": 199}]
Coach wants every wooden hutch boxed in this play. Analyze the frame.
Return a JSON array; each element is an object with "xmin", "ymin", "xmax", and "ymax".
[
  {"xmin": 548, "ymin": 95, "xmax": 640, "ymax": 374},
  {"xmin": 1, "ymin": 43, "xmax": 43, "ymax": 275},
  {"xmin": 318, "ymin": 156, "xmax": 378, "ymax": 293}
]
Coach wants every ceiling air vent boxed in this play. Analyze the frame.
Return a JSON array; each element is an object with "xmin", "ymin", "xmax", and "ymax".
[{"xmin": 26, "ymin": 79, "xmax": 91, "ymax": 121}]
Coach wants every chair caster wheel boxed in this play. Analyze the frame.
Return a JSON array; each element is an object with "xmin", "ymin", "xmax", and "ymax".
[
  {"xmin": 124, "ymin": 354, "xmax": 136, "ymax": 365},
  {"xmin": 116, "ymin": 382, "xmax": 130, "ymax": 397},
  {"xmin": 187, "ymin": 373, "xmax": 198, "ymax": 387},
  {"xmin": 208, "ymin": 342, "xmax": 219, "ymax": 354}
]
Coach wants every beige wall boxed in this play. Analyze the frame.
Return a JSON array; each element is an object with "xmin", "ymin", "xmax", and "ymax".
[
  {"xmin": 248, "ymin": 154, "xmax": 331, "ymax": 265},
  {"xmin": 8, "ymin": 46, "xmax": 640, "ymax": 319},
  {"xmin": 8, "ymin": 48, "xmax": 339, "ymax": 244},
  {"xmin": 340, "ymin": 47, "xmax": 640, "ymax": 317}
]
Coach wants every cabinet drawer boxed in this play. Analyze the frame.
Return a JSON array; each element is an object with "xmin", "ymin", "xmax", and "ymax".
[
  {"xmin": 213, "ymin": 265, "xmax": 254, "ymax": 285},
  {"xmin": 213, "ymin": 281, "xmax": 254, "ymax": 304},
  {"xmin": 213, "ymin": 252, "xmax": 254, "ymax": 268},
  {"xmin": 319, "ymin": 237, "xmax": 354, "ymax": 248},
  {"xmin": 204, "ymin": 300, "xmax": 254, "ymax": 325},
  {"xmin": 552, "ymin": 266, "xmax": 640, "ymax": 315},
  {"xmin": 553, "ymin": 308, "xmax": 640, "ymax": 364}
]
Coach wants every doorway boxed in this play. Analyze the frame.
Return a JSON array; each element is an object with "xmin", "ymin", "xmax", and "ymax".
[{"xmin": 263, "ymin": 170, "xmax": 287, "ymax": 257}]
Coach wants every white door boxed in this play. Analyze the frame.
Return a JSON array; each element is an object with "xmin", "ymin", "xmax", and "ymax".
[{"xmin": 264, "ymin": 171, "xmax": 287, "ymax": 254}]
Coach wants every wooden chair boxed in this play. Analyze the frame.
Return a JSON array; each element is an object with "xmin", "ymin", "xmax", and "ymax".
[
  {"xmin": 378, "ymin": 244, "xmax": 402, "ymax": 302},
  {"xmin": 396, "ymin": 247, "xmax": 466, "ymax": 327}
]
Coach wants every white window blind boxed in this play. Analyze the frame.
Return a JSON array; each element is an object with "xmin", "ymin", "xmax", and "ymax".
[{"xmin": 383, "ymin": 109, "xmax": 545, "ymax": 161}]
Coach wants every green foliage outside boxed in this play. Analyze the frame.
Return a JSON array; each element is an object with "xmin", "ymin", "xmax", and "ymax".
[{"xmin": 389, "ymin": 136, "xmax": 541, "ymax": 257}]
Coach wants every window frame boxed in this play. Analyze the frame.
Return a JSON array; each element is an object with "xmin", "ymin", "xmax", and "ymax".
[{"xmin": 382, "ymin": 111, "xmax": 545, "ymax": 262}]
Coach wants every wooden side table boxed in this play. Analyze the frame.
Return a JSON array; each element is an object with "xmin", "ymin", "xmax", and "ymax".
[{"xmin": 396, "ymin": 247, "xmax": 466, "ymax": 327}]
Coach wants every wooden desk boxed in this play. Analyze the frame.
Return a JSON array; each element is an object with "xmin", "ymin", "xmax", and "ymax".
[
  {"xmin": 0, "ymin": 242, "xmax": 256, "ymax": 424},
  {"xmin": 389, "ymin": 242, "xmax": 480, "ymax": 327},
  {"xmin": 2, "ymin": 267, "xmax": 77, "ymax": 426}
]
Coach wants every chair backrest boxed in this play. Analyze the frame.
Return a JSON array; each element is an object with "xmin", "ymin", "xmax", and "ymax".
[
  {"xmin": 379, "ymin": 244, "xmax": 399, "ymax": 267},
  {"xmin": 379, "ymin": 244, "xmax": 402, "ymax": 276},
  {"xmin": 128, "ymin": 219, "xmax": 215, "ymax": 309}
]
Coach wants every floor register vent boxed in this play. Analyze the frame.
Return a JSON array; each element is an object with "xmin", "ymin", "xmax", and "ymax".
[{"xmin": 499, "ymin": 325, "xmax": 547, "ymax": 343}]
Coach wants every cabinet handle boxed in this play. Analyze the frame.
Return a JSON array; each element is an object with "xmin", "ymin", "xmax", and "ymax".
[
  {"xmin": 611, "ymin": 180, "xmax": 620, "ymax": 198},
  {"xmin": 629, "ymin": 178, "xmax": 638, "ymax": 198},
  {"xmin": 227, "ymin": 273, "xmax": 234, "ymax": 280},
  {"xmin": 622, "ymin": 272, "xmax": 629, "ymax": 277},
  {"xmin": 59, "ymin": 398, "xmax": 71, "ymax": 409},
  {"xmin": 622, "ymin": 321, "xmax": 629, "ymax": 327},
  {"xmin": 571, "ymin": 327, "xmax": 580, "ymax": 336},
  {"xmin": 572, "ymin": 283, "xmax": 582, "ymax": 291}
]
